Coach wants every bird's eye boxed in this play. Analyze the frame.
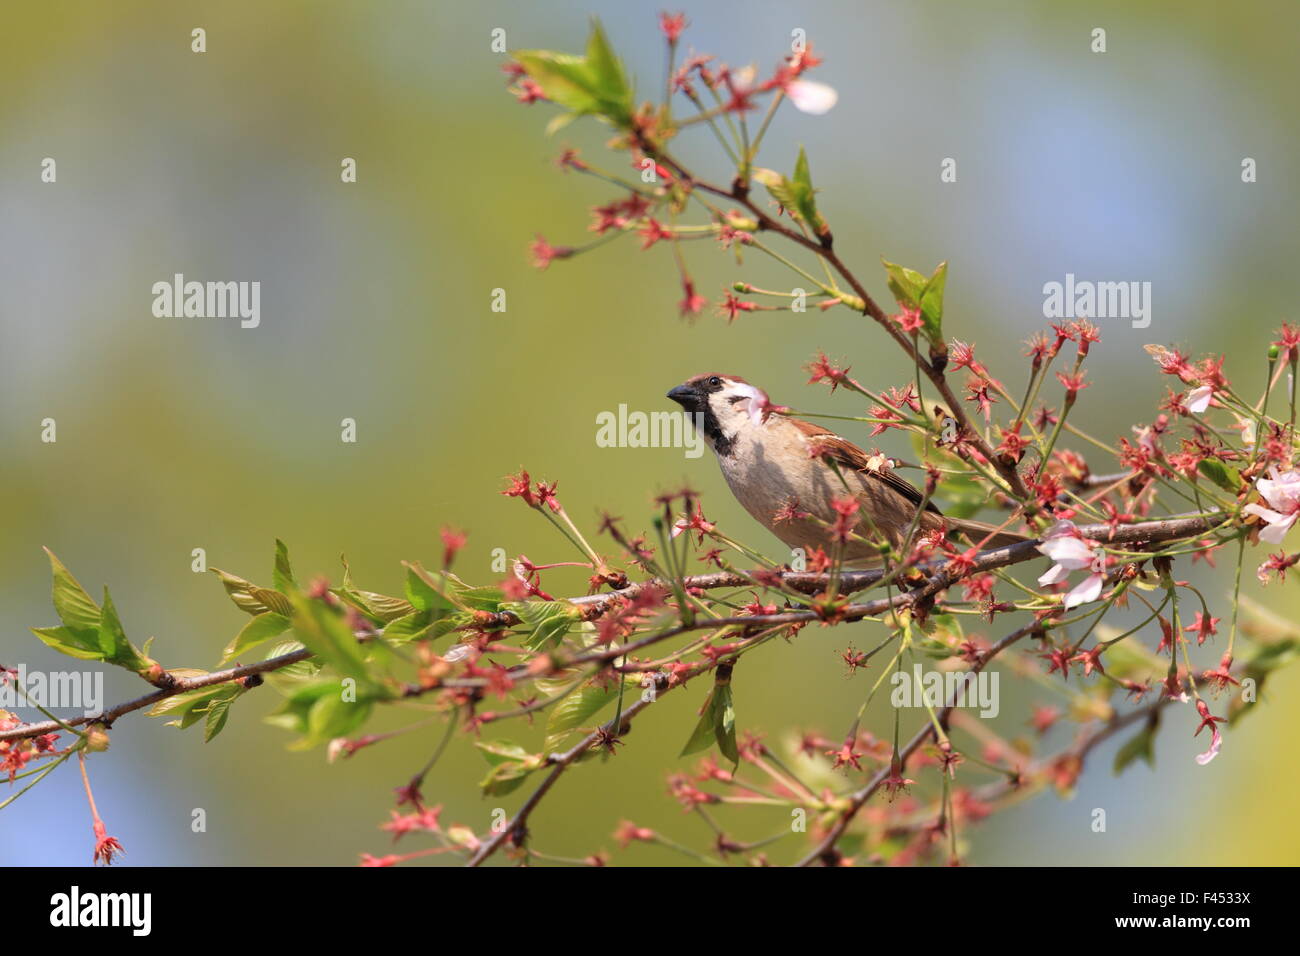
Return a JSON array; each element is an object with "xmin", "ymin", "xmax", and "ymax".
[{"xmin": 708, "ymin": 376, "xmax": 721, "ymax": 387}]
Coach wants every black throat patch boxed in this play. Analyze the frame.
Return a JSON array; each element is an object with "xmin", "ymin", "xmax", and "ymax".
[{"xmin": 699, "ymin": 403, "xmax": 735, "ymax": 458}]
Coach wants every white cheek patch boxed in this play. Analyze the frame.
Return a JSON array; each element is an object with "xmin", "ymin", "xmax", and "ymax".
[{"xmin": 727, "ymin": 382, "xmax": 772, "ymax": 426}]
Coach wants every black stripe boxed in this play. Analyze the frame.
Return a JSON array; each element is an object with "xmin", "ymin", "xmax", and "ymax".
[{"xmin": 699, "ymin": 403, "xmax": 734, "ymax": 457}]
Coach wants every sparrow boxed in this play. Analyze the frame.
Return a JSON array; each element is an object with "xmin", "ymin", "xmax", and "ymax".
[{"xmin": 667, "ymin": 373, "xmax": 1025, "ymax": 565}]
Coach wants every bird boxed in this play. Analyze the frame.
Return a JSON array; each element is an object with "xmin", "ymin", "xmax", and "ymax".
[{"xmin": 666, "ymin": 373, "xmax": 1026, "ymax": 565}]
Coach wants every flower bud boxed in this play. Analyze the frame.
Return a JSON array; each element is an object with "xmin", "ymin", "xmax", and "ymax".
[{"xmin": 83, "ymin": 727, "xmax": 111, "ymax": 753}]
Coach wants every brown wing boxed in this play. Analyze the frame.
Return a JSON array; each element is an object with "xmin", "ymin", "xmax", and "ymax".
[{"xmin": 789, "ymin": 418, "xmax": 942, "ymax": 515}]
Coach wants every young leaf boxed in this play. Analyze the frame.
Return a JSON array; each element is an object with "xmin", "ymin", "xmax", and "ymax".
[
  {"xmin": 203, "ymin": 693, "xmax": 239, "ymax": 742},
  {"xmin": 97, "ymin": 587, "xmax": 152, "ymax": 673},
  {"xmin": 679, "ymin": 664, "xmax": 738, "ymax": 767},
  {"xmin": 335, "ymin": 587, "xmax": 414, "ymax": 623},
  {"xmin": 211, "ymin": 568, "xmax": 275, "ymax": 616},
  {"xmin": 882, "ymin": 258, "xmax": 947, "ymax": 346},
  {"xmin": 287, "ymin": 591, "xmax": 372, "ymax": 683},
  {"xmin": 508, "ymin": 601, "xmax": 580, "ymax": 650},
  {"xmin": 544, "ymin": 677, "xmax": 631, "ymax": 751},
  {"xmin": 43, "ymin": 548, "xmax": 101, "ymax": 633},
  {"xmin": 918, "ymin": 261, "xmax": 947, "ymax": 342},
  {"xmin": 1114, "ymin": 714, "xmax": 1160, "ymax": 774},
  {"xmin": 266, "ymin": 679, "xmax": 373, "ymax": 750},
  {"xmin": 475, "ymin": 739, "xmax": 544, "ymax": 796},
  {"xmin": 583, "ymin": 18, "xmax": 630, "ymax": 106},
  {"xmin": 789, "ymin": 147, "xmax": 829, "ymax": 237},
  {"xmin": 881, "ymin": 258, "xmax": 928, "ymax": 310},
  {"xmin": 30, "ymin": 625, "xmax": 104, "ymax": 661},
  {"xmin": 272, "ymin": 539, "xmax": 296, "ymax": 594},
  {"xmin": 261, "ymin": 640, "xmax": 321, "ymax": 691},
  {"xmin": 1197, "ymin": 458, "xmax": 1242, "ymax": 493},
  {"xmin": 148, "ymin": 682, "xmax": 242, "ymax": 733},
  {"xmin": 220, "ymin": 611, "xmax": 292, "ymax": 665},
  {"xmin": 403, "ymin": 562, "xmax": 453, "ymax": 613},
  {"xmin": 380, "ymin": 608, "xmax": 435, "ymax": 643},
  {"xmin": 512, "ymin": 20, "xmax": 633, "ymax": 125},
  {"xmin": 250, "ymin": 587, "xmax": 294, "ymax": 617},
  {"xmin": 752, "ymin": 167, "xmax": 799, "ymax": 218}
]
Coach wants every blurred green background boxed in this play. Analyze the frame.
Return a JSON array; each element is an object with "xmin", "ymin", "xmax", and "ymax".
[{"xmin": 3, "ymin": 0, "xmax": 1298, "ymax": 866}]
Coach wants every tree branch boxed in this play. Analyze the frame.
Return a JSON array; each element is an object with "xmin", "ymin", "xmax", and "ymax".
[{"xmin": 0, "ymin": 512, "xmax": 1224, "ymax": 746}]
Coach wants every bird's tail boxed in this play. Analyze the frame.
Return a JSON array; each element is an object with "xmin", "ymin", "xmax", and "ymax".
[{"xmin": 948, "ymin": 517, "xmax": 1030, "ymax": 551}]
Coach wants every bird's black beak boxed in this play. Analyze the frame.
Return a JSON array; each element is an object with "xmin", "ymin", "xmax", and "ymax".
[{"xmin": 667, "ymin": 384, "xmax": 699, "ymax": 410}]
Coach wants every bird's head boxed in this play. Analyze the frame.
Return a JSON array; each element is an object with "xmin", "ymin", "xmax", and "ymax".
[{"xmin": 667, "ymin": 373, "xmax": 778, "ymax": 456}]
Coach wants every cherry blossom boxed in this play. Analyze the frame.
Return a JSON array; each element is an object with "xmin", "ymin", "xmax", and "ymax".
[
  {"xmin": 1243, "ymin": 467, "xmax": 1300, "ymax": 543},
  {"xmin": 1035, "ymin": 520, "xmax": 1105, "ymax": 609}
]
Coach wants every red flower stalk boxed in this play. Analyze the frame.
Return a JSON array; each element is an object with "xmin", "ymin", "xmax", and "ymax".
[
  {"xmin": 528, "ymin": 234, "xmax": 573, "ymax": 270},
  {"xmin": 440, "ymin": 526, "xmax": 467, "ymax": 569},
  {"xmin": 658, "ymin": 12, "xmax": 687, "ymax": 44},
  {"xmin": 79, "ymin": 750, "xmax": 124, "ymax": 866}
]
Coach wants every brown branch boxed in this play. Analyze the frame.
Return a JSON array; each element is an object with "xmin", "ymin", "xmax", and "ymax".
[
  {"xmin": 1, "ymin": 512, "xmax": 1224, "ymax": 746},
  {"xmin": 794, "ymin": 634, "xmax": 1225, "ymax": 866},
  {"xmin": 0, "ymin": 646, "xmax": 315, "ymax": 743},
  {"xmin": 792, "ymin": 620, "xmax": 1038, "ymax": 866}
]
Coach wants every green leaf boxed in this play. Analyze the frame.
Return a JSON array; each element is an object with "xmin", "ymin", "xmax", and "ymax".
[
  {"xmin": 211, "ymin": 568, "xmax": 275, "ymax": 616},
  {"xmin": 508, "ymin": 601, "xmax": 580, "ymax": 651},
  {"xmin": 287, "ymin": 591, "xmax": 372, "ymax": 683},
  {"xmin": 544, "ymin": 678, "xmax": 631, "ymax": 751},
  {"xmin": 250, "ymin": 587, "xmax": 294, "ymax": 617},
  {"xmin": 934, "ymin": 471, "xmax": 986, "ymax": 520},
  {"xmin": 752, "ymin": 167, "xmax": 799, "ymax": 217},
  {"xmin": 335, "ymin": 587, "xmax": 414, "ymax": 624},
  {"xmin": 149, "ymin": 683, "xmax": 242, "ymax": 732},
  {"xmin": 475, "ymin": 739, "xmax": 544, "ymax": 796},
  {"xmin": 1114, "ymin": 714, "xmax": 1159, "ymax": 774},
  {"xmin": 1197, "ymin": 458, "xmax": 1242, "ymax": 493},
  {"xmin": 97, "ymin": 588, "xmax": 152, "ymax": 673},
  {"xmin": 919, "ymin": 261, "xmax": 947, "ymax": 342},
  {"xmin": 43, "ymin": 548, "xmax": 101, "ymax": 633},
  {"xmin": 1229, "ymin": 636, "xmax": 1300, "ymax": 725},
  {"xmin": 881, "ymin": 258, "xmax": 928, "ymax": 310},
  {"xmin": 450, "ymin": 582, "xmax": 507, "ymax": 612},
  {"xmin": 266, "ymin": 679, "xmax": 373, "ymax": 750},
  {"xmin": 272, "ymin": 539, "xmax": 296, "ymax": 593},
  {"xmin": 220, "ymin": 611, "xmax": 291, "ymax": 665},
  {"xmin": 715, "ymin": 683, "xmax": 738, "ymax": 766},
  {"xmin": 204, "ymin": 694, "xmax": 237, "ymax": 742},
  {"xmin": 512, "ymin": 20, "xmax": 633, "ymax": 126},
  {"xmin": 403, "ymin": 562, "xmax": 451, "ymax": 613},
  {"xmin": 477, "ymin": 739, "xmax": 534, "ymax": 766},
  {"xmin": 381, "ymin": 608, "xmax": 435, "ymax": 643},
  {"xmin": 30, "ymin": 625, "xmax": 104, "ymax": 661},
  {"xmin": 882, "ymin": 258, "xmax": 946, "ymax": 346},
  {"xmin": 679, "ymin": 667, "xmax": 738, "ymax": 767},
  {"xmin": 788, "ymin": 147, "xmax": 829, "ymax": 237},
  {"xmin": 261, "ymin": 640, "xmax": 321, "ymax": 691},
  {"xmin": 583, "ymin": 19, "xmax": 628, "ymax": 101}
]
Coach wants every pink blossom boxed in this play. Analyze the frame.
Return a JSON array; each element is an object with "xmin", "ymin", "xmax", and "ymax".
[
  {"xmin": 1186, "ymin": 384, "xmax": 1213, "ymax": 414},
  {"xmin": 1036, "ymin": 520, "xmax": 1104, "ymax": 609},
  {"xmin": 1195, "ymin": 724, "xmax": 1222, "ymax": 765},
  {"xmin": 1243, "ymin": 467, "xmax": 1300, "ymax": 543},
  {"xmin": 785, "ymin": 79, "xmax": 838, "ymax": 115}
]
